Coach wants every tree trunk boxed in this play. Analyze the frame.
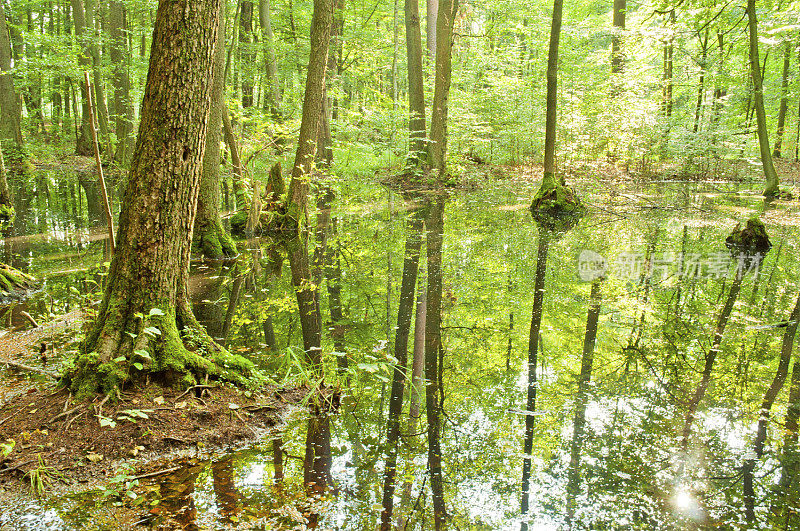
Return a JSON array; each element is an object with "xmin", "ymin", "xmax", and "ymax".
[
  {"xmin": 426, "ymin": 0, "xmax": 438, "ymax": 62},
  {"xmin": 196, "ymin": 8, "xmax": 237, "ymax": 260},
  {"xmin": 66, "ymin": 0, "xmax": 254, "ymax": 397},
  {"xmin": 84, "ymin": 0, "xmax": 111, "ymax": 154},
  {"xmin": 693, "ymin": 29, "xmax": 709, "ymax": 134},
  {"xmin": 747, "ymin": 0, "xmax": 781, "ymax": 196},
  {"xmin": 70, "ymin": 0, "xmax": 94, "ymax": 155},
  {"xmin": 380, "ymin": 206, "xmax": 426, "ymax": 530},
  {"xmin": 258, "ymin": 0, "xmax": 281, "ymax": 116},
  {"xmin": 611, "ymin": 0, "xmax": 625, "ymax": 73},
  {"xmin": 427, "ymin": 0, "xmax": 459, "ymax": 176},
  {"xmin": 543, "ymin": 0, "xmax": 563, "ymax": 177},
  {"xmin": 662, "ymin": 12, "xmax": 674, "ymax": 119},
  {"xmin": 424, "ymin": 197, "xmax": 446, "ymax": 530},
  {"xmin": 240, "ymin": 1, "xmax": 255, "ymax": 108},
  {"xmin": 283, "ymin": 0, "xmax": 335, "ymax": 368},
  {"xmin": 0, "ymin": 4, "xmax": 25, "ymax": 165},
  {"xmin": 108, "ymin": 1, "xmax": 135, "ymax": 165},
  {"xmin": 773, "ymin": 40, "xmax": 791, "ymax": 158},
  {"xmin": 221, "ymin": 106, "xmax": 250, "ymax": 210},
  {"xmin": 405, "ymin": 0, "xmax": 426, "ymax": 167}
]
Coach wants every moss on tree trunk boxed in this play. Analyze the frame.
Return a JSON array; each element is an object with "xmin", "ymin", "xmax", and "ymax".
[{"xmin": 64, "ymin": 0, "xmax": 256, "ymax": 398}]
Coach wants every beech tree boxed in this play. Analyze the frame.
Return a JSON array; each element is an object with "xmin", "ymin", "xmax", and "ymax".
[
  {"xmin": 0, "ymin": 3, "xmax": 25, "ymax": 166},
  {"xmin": 65, "ymin": 0, "xmax": 254, "ymax": 396}
]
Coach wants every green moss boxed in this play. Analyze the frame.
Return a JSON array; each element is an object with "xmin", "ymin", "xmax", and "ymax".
[
  {"xmin": 529, "ymin": 172, "xmax": 585, "ymax": 233},
  {"xmin": 725, "ymin": 216, "xmax": 772, "ymax": 256},
  {"xmin": 195, "ymin": 218, "xmax": 238, "ymax": 259},
  {"xmin": 0, "ymin": 203, "xmax": 15, "ymax": 230},
  {"xmin": 230, "ymin": 210, "xmax": 248, "ymax": 235}
]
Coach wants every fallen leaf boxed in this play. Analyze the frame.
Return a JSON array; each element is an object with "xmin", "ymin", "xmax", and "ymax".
[
  {"xmin": 153, "ymin": 396, "xmax": 165, "ymax": 405},
  {"xmin": 86, "ymin": 453, "xmax": 103, "ymax": 463}
]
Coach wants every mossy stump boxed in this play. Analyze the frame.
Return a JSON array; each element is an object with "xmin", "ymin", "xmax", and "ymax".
[
  {"xmin": 0, "ymin": 263, "xmax": 35, "ymax": 303},
  {"xmin": 530, "ymin": 172, "xmax": 585, "ymax": 233},
  {"xmin": 725, "ymin": 216, "xmax": 772, "ymax": 257}
]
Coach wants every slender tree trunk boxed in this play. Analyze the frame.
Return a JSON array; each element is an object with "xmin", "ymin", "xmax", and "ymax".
[
  {"xmin": 68, "ymin": 0, "xmax": 254, "ymax": 396},
  {"xmin": 747, "ymin": 0, "xmax": 781, "ymax": 196},
  {"xmin": 611, "ymin": 0, "xmax": 625, "ymax": 73},
  {"xmin": 84, "ymin": 0, "xmax": 111, "ymax": 153},
  {"xmin": 773, "ymin": 41, "xmax": 791, "ymax": 158},
  {"xmin": 427, "ymin": 0, "xmax": 459, "ymax": 176},
  {"xmin": 774, "ymin": 359, "xmax": 800, "ymax": 522},
  {"xmin": 325, "ymin": 217, "xmax": 347, "ymax": 373},
  {"xmin": 221, "ymin": 107, "xmax": 250, "ymax": 210},
  {"xmin": 240, "ymin": 1, "xmax": 254, "ymax": 108},
  {"xmin": 405, "ymin": 0, "xmax": 427, "ymax": 167},
  {"xmin": 258, "ymin": 0, "xmax": 281, "ymax": 116},
  {"xmin": 70, "ymin": 0, "xmax": 94, "ymax": 155},
  {"xmin": 108, "ymin": 1, "xmax": 134, "ymax": 164},
  {"xmin": 284, "ymin": 0, "xmax": 334, "ymax": 368},
  {"xmin": 426, "ymin": 0, "xmax": 438, "ymax": 62},
  {"xmin": 693, "ymin": 29, "xmax": 709, "ymax": 134},
  {"xmin": 662, "ymin": 12, "xmax": 674, "ymax": 119},
  {"xmin": 196, "ymin": 8, "xmax": 237, "ymax": 260},
  {"xmin": 424, "ymin": 197, "xmax": 446, "ymax": 530},
  {"xmin": 543, "ymin": 0, "xmax": 563, "ymax": 177},
  {"xmin": 380, "ymin": 206, "xmax": 426, "ymax": 530}
]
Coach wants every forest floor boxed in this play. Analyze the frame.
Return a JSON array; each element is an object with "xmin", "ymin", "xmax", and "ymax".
[{"xmin": 0, "ymin": 308, "xmax": 308, "ymax": 493}]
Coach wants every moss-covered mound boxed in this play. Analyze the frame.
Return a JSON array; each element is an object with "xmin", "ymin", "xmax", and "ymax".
[
  {"xmin": 530, "ymin": 172, "xmax": 585, "ymax": 232},
  {"xmin": 725, "ymin": 216, "xmax": 772, "ymax": 256}
]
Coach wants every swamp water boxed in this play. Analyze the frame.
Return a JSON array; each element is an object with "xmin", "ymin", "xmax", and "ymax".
[{"xmin": 1, "ymin": 170, "xmax": 799, "ymax": 529}]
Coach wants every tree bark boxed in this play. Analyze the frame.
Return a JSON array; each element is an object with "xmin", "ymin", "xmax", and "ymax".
[
  {"xmin": 611, "ymin": 0, "xmax": 625, "ymax": 73},
  {"xmin": 0, "ymin": 3, "xmax": 25, "ymax": 164},
  {"xmin": 108, "ymin": 1, "xmax": 135, "ymax": 165},
  {"xmin": 258, "ymin": 0, "xmax": 281, "ymax": 116},
  {"xmin": 543, "ymin": 0, "xmax": 563, "ymax": 177},
  {"xmin": 426, "ymin": 0, "xmax": 438, "ymax": 62},
  {"xmin": 773, "ymin": 40, "xmax": 791, "ymax": 158},
  {"xmin": 67, "ymin": 0, "xmax": 254, "ymax": 397},
  {"xmin": 427, "ymin": 0, "xmax": 459, "ymax": 177},
  {"xmin": 240, "ymin": 1, "xmax": 255, "ymax": 108},
  {"xmin": 196, "ymin": 8, "xmax": 237, "ymax": 260},
  {"xmin": 405, "ymin": 0, "xmax": 427, "ymax": 167},
  {"xmin": 747, "ymin": 0, "xmax": 780, "ymax": 196}
]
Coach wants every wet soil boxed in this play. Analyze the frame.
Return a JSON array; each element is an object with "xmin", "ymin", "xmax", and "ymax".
[{"xmin": 0, "ymin": 381, "xmax": 307, "ymax": 489}]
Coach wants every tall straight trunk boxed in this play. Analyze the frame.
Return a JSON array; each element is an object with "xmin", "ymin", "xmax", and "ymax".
[
  {"xmin": 424, "ymin": 197, "xmax": 446, "ymax": 530},
  {"xmin": 315, "ymin": 0, "xmax": 345, "ymax": 170},
  {"xmin": 542, "ymin": 0, "xmax": 563, "ymax": 177},
  {"xmin": 0, "ymin": 4, "xmax": 25, "ymax": 162},
  {"xmin": 747, "ymin": 0, "xmax": 781, "ymax": 196},
  {"xmin": 325, "ymin": 217, "xmax": 347, "ymax": 373},
  {"xmin": 70, "ymin": 0, "xmax": 94, "ymax": 155},
  {"xmin": 427, "ymin": 0, "xmax": 459, "ymax": 176},
  {"xmin": 258, "ymin": 0, "xmax": 281, "ymax": 116},
  {"xmin": 69, "ymin": 0, "xmax": 255, "ymax": 396},
  {"xmin": 774, "ymin": 359, "xmax": 800, "ymax": 521},
  {"xmin": 108, "ymin": 1, "xmax": 134, "ymax": 164},
  {"xmin": 240, "ymin": 1, "xmax": 254, "ymax": 108},
  {"xmin": 380, "ymin": 206, "xmax": 426, "ymax": 530},
  {"xmin": 566, "ymin": 281, "xmax": 602, "ymax": 526},
  {"xmin": 773, "ymin": 40, "xmax": 791, "ymax": 158},
  {"xmin": 662, "ymin": 12, "xmax": 674, "ymax": 119},
  {"xmin": 22, "ymin": 8, "xmax": 45, "ymax": 134},
  {"xmin": 405, "ymin": 0, "xmax": 426, "ymax": 166},
  {"xmin": 284, "ymin": 0, "xmax": 334, "ymax": 368},
  {"xmin": 610, "ymin": 0, "xmax": 625, "ymax": 73},
  {"xmin": 742, "ymin": 290, "xmax": 800, "ymax": 522},
  {"xmin": 84, "ymin": 0, "xmax": 111, "ymax": 153},
  {"xmin": 221, "ymin": 107, "xmax": 250, "ymax": 211},
  {"xmin": 520, "ymin": 231, "xmax": 550, "ymax": 520},
  {"xmin": 693, "ymin": 29, "xmax": 709, "ymax": 134},
  {"xmin": 196, "ymin": 8, "xmax": 237, "ymax": 260},
  {"xmin": 426, "ymin": 0, "xmax": 438, "ymax": 61}
]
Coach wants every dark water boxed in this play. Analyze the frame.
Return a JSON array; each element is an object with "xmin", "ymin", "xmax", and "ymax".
[{"xmin": 1, "ymin": 170, "xmax": 800, "ymax": 529}]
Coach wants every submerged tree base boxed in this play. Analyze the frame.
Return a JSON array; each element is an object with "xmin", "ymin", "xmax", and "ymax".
[
  {"xmin": 64, "ymin": 301, "xmax": 258, "ymax": 397},
  {"xmin": 530, "ymin": 172, "xmax": 585, "ymax": 232}
]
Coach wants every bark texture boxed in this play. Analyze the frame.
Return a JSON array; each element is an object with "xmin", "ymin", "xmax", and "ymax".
[{"xmin": 68, "ymin": 0, "xmax": 254, "ymax": 397}]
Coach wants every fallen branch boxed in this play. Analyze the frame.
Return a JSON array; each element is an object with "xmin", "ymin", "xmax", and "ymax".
[
  {"xmin": 0, "ymin": 358, "xmax": 58, "ymax": 378},
  {"xmin": 129, "ymin": 466, "xmax": 182, "ymax": 481},
  {"xmin": 0, "ymin": 458, "xmax": 36, "ymax": 475}
]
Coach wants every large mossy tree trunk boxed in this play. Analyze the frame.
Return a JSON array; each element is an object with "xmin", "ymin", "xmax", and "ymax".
[
  {"xmin": 747, "ymin": 0, "xmax": 780, "ymax": 197},
  {"xmin": 0, "ymin": 4, "xmax": 26, "ymax": 167},
  {"xmin": 67, "ymin": 0, "xmax": 254, "ymax": 397},
  {"xmin": 195, "ymin": 7, "xmax": 237, "ymax": 260}
]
